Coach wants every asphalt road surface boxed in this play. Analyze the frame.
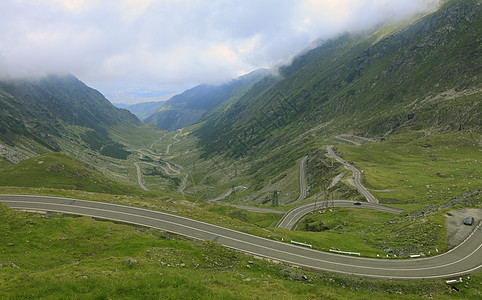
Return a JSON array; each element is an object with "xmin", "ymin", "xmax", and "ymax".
[
  {"xmin": 133, "ymin": 131, "xmax": 184, "ymax": 192},
  {"xmin": 208, "ymin": 186, "xmax": 249, "ymax": 203},
  {"xmin": 290, "ymin": 156, "xmax": 308, "ymax": 204},
  {"xmin": 335, "ymin": 135, "xmax": 362, "ymax": 146},
  {"xmin": 336, "ymin": 135, "xmax": 378, "ymax": 145},
  {"xmin": 133, "ymin": 162, "xmax": 149, "ymax": 191},
  {"xmin": 327, "ymin": 146, "xmax": 379, "ymax": 204},
  {"xmin": 1, "ymin": 194, "xmax": 481, "ymax": 280},
  {"xmin": 276, "ymin": 200, "xmax": 403, "ymax": 229}
]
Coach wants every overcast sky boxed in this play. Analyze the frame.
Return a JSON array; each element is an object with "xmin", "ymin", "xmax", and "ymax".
[{"xmin": 0, "ymin": 0, "xmax": 440, "ymax": 104}]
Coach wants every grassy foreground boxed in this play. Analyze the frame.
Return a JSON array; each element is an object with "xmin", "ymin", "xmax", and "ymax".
[{"xmin": 1, "ymin": 204, "xmax": 481, "ymax": 299}]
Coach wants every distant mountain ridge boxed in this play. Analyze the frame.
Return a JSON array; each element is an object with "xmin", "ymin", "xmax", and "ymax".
[
  {"xmin": 194, "ymin": 0, "xmax": 481, "ymax": 159},
  {"xmin": 117, "ymin": 101, "xmax": 166, "ymax": 121},
  {"xmin": 144, "ymin": 69, "xmax": 268, "ymax": 131},
  {"xmin": 0, "ymin": 74, "xmax": 141, "ymax": 161}
]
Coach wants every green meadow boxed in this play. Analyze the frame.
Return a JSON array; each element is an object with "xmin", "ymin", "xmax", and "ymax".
[
  {"xmin": 2, "ymin": 204, "xmax": 480, "ymax": 299},
  {"xmin": 337, "ymin": 131, "xmax": 481, "ymax": 209}
]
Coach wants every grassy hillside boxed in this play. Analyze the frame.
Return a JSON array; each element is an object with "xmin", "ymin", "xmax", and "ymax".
[
  {"xmin": 0, "ymin": 0, "xmax": 480, "ymax": 296},
  {"xmin": 194, "ymin": 0, "xmax": 481, "ymax": 168},
  {"xmin": 1, "ymin": 204, "xmax": 480, "ymax": 299},
  {"xmin": 337, "ymin": 131, "xmax": 481, "ymax": 205},
  {"xmin": 0, "ymin": 74, "xmax": 141, "ymax": 160},
  {"xmin": 145, "ymin": 69, "xmax": 268, "ymax": 131},
  {"xmin": 0, "ymin": 152, "xmax": 145, "ymax": 195},
  {"xmin": 0, "ymin": 74, "xmax": 170, "ymax": 193}
]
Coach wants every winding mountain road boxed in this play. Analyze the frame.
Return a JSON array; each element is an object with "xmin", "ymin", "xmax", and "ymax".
[
  {"xmin": 124, "ymin": 134, "xmax": 481, "ymax": 280},
  {"xmin": 208, "ymin": 186, "xmax": 249, "ymax": 203},
  {"xmin": 335, "ymin": 135, "xmax": 378, "ymax": 145},
  {"xmin": 166, "ymin": 129, "xmax": 183, "ymax": 155},
  {"xmin": 134, "ymin": 162, "xmax": 149, "ymax": 191},
  {"xmin": 179, "ymin": 173, "xmax": 188, "ymax": 195},
  {"xmin": 133, "ymin": 130, "xmax": 186, "ymax": 192},
  {"xmin": 149, "ymin": 132, "xmax": 167, "ymax": 149},
  {"xmin": 277, "ymin": 200, "xmax": 403, "ymax": 229},
  {"xmin": 327, "ymin": 146, "xmax": 379, "ymax": 204},
  {"xmin": 335, "ymin": 135, "xmax": 362, "ymax": 146},
  {"xmin": 1, "ymin": 194, "xmax": 481, "ymax": 280},
  {"xmin": 290, "ymin": 156, "xmax": 308, "ymax": 204},
  {"xmin": 275, "ymin": 146, "xmax": 382, "ymax": 228},
  {"xmin": 206, "ymin": 155, "xmax": 308, "ymax": 213}
]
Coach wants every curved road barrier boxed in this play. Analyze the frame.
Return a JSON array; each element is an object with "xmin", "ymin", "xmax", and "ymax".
[{"xmin": 1, "ymin": 194, "xmax": 481, "ymax": 280}]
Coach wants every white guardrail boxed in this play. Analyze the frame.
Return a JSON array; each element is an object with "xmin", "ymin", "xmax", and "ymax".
[
  {"xmin": 290, "ymin": 241, "xmax": 312, "ymax": 248},
  {"xmin": 329, "ymin": 249, "xmax": 361, "ymax": 256}
]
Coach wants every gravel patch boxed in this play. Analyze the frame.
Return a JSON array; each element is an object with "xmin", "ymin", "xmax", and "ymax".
[{"xmin": 445, "ymin": 208, "xmax": 482, "ymax": 249}]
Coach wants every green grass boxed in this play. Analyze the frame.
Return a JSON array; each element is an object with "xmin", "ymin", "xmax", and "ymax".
[
  {"xmin": 157, "ymin": 125, "xmax": 308, "ymax": 206},
  {"xmin": 0, "ymin": 152, "xmax": 149, "ymax": 195},
  {"xmin": 0, "ymin": 158, "xmax": 13, "ymax": 169},
  {"xmin": 292, "ymin": 206, "xmax": 452, "ymax": 258},
  {"xmin": 119, "ymin": 129, "xmax": 479, "ymax": 259},
  {"xmin": 337, "ymin": 131, "xmax": 481, "ymax": 209},
  {"xmin": 202, "ymin": 203, "xmax": 282, "ymax": 228},
  {"xmin": 0, "ymin": 186, "xmax": 287, "ymax": 242},
  {"xmin": 269, "ymin": 207, "xmax": 398, "ymax": 257},
  {"xmin": 1, "ymin": 119, "xmax": 480, "ymax": 298},
  {"xmin": 109, "ymin": 122, "xmax": 166, "ymax": 149},
  {"xmin": 2, "ymin": 129, "xmax": 477, "ymax": 263},
  {"xmin": 297, "ymin": 207, "xmax": 394, "ymax": 232},
  {"xmin": 1, "ymin": 204, "xmax": 480, "ymax": 299},
  {"xmin": 366, "ymin": 210, "xmax": 449, "ymax": 258}
]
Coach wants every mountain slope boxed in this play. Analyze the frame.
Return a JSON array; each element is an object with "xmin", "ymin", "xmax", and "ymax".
[
  {"xmin": 121, "ymin": 101, "xmax": 166, "ymax": 120},
  {"xmin": 195, "ymin": 0, "xmax": 481, "ymax": 159},
  {"xmin": 145, "ymin": 69, "xmax": 268, "ymax": 131},
  {"xmin": 0, "ymin": 152, "xmax": 144, "ymax": 194},
  {"xmin": 0, "ymin": 74, "xmax": 141, "ymax": 161}
]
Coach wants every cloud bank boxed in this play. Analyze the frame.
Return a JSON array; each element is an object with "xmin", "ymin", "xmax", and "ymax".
[{"xmin": 0, "ymin": 0, "xmax": 440, "ymax": 103}]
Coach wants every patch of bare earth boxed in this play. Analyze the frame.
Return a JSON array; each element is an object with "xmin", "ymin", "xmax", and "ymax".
[{"xmin": 445, "ymin": 208, "xmax": 482, "ymax": 249}]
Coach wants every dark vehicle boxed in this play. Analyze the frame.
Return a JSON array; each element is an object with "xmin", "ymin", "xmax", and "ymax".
[
  {"xmin": 463, "ymin": 217, "xmax": 474, "ymax": 225},
  {"xmin": 354, "ymin": 201, "xmax": 361, "ymax": 205}
]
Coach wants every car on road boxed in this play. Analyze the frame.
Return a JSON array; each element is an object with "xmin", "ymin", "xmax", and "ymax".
[
  {"xmin": 354, "ymin": 201, "xmax": 362, "ymax": 205},
  {"xmin": 463, "ymin": 217, "xmax": 474, "ymax": 225}
]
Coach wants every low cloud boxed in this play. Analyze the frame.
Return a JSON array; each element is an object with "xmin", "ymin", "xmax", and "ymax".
[{"xmin": 0, "ymin": 0, "xmax": 441, "ymax": 102}]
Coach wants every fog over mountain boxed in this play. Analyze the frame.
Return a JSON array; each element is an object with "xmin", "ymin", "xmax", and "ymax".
[{"xmin": 0, "ymin": 0, "xmax": 440, "ymax": 103}]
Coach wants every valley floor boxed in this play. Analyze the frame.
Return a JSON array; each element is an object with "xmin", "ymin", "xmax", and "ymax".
[{"xmin": 1, "ymin": 126, "xmax": 480, "ymax": 298}]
